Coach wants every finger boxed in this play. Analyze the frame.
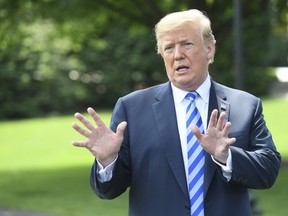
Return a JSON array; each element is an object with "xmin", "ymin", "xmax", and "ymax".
[
  {"xmin": 222, "ymin": 121, "xmax": 232, "ymax": 137},
  {"xmin": 208, "ymin": 109, "xmax": 218, "ymax": 129},
  {"xmin": 222, "ymin": 122, "xmax": 236, "ymax": 145},
  {"xmin": 71, "ymin": 141, "xmax": 87, "ymax": 148},
  {"xmin": 217, "ymin": 112, "xmax": 226, "ymax": 131},
  {"xmin": 226, "ymin": 137, "xmax": 236, "ymax": 145},
  {"xmin": 74, "ymin": 112, "xmax": 95, "ymax": 131},
  {"xmin": 87, "ymin": 107, "xmax": 107, "ymax": 128},
  {"xmin": 72, "ymin": 123, "xmax": 91, "ymax": 137},
  {"xmin": 190, "ymin": 124, "xmax": 203, "ymax": 141},
  {"xmin": 116, "ymin": 121, "xmax": 127, "ymax": 136}
]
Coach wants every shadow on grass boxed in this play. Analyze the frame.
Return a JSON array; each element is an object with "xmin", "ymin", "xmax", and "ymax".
[{"xmin": 0, "ymin": 166, "xmax": 128, "ymax": 216}]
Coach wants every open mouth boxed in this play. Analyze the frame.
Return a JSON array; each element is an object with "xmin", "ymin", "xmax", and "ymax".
[{"xmin": 176, "ymin": 65, "xmax": 189, "ymax": 72}]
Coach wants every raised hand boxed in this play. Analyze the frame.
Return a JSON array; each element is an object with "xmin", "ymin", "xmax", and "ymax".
[
  {"xmin": 72, "ymin": 107, "xmax": 127, "ymax": 167},
  {"xmin": 190, "ymin": 109, "xmax": 236, "ymax": 164}
]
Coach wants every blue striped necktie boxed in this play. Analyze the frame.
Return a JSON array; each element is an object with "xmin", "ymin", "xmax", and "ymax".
[{"xmin": 186, "ymin": 92, "xmax": 205, "ymax": 216}]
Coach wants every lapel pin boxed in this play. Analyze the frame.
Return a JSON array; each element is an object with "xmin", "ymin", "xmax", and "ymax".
[{"xmin": 220, "ymin": 103, "xmax": 227, "ymax": 111}]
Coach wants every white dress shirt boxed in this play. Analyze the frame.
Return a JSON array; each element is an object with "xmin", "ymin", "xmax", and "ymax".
[{"xmin": 171, "ymin": 75, "xmax": 232, "ymax": 184}]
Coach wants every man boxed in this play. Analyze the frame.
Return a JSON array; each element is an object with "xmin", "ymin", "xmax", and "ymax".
[{"xmin": 72, "ymin": 9, "xmax": 281, "ymax": 216}]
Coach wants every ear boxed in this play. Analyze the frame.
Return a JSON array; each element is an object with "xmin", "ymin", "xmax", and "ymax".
[{"xmin": 206, "ymin": 42, "xmax": 216, "ymax": 61}]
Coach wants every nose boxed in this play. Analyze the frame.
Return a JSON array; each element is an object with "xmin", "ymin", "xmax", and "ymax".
[{"xmin": 174, "ymin": 45, "xmax": 184, "ymax": 60}]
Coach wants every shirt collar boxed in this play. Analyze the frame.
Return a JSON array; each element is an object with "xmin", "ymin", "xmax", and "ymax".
[{"xmin": 171, "ymin": 75, "xmax": 211, "ymax": 105}]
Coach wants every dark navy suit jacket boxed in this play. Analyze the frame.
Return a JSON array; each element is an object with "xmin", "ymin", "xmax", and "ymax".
[{"xmin": 90, "ymin": 80, "xmax": 281, "ymax": 216}]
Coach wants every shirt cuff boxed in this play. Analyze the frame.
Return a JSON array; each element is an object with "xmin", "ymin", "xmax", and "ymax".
[
  {"xmin": 211, "ymin": 149, "xmax": 232, "ymax": 181},
  {"xmin": 96, "ymin": 155, "xmax": 118, "ymax": 183}
]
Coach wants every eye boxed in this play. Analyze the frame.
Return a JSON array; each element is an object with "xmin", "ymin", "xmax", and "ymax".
[
  {"xmin": 184, "ymin": 43, "xmax": 193, "ymax": 49},
  {"xmin": 163, "ymin": 46, "xmax": 174, "ymax": 54}
]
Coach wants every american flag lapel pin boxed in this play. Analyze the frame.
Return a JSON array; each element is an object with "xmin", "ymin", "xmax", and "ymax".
[{"xmin": 220, "ymin": 103, "xmax": 227, "ymax": 111}]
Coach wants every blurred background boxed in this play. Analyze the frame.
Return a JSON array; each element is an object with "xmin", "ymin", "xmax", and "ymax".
[
  {"xmin": 0, "ymin": 0, "xmax": 287, "ymax": 119},
  {"xmin": 0, "ymin": 0, "xmax": 287, "ymax": 216}
]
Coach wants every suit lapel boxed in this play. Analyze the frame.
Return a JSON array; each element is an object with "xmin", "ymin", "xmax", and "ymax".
[
  {"xmin": 204, "ymin": 80, "xmax": 231, "ymax": 196},
  {"xmin": 213, "ymin": 81, "xmax": 230, "ymax": 125},
  {"xmin": 152, "ymin": 82, "xmax": 189, "ymax": 199},
  {"xmin": 151, "ymin": 81, "xmax": 231, "ymax": 198}
]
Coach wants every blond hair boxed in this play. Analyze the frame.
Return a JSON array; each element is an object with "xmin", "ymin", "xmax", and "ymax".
[{"xmin": 155, "ymin": 9, "xmax": 216, "ymax": 63}]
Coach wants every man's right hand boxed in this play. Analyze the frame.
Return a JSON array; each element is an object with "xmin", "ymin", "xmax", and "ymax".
[{"xmin": 72, "ymin": 107, "xmax": 127, "ymax": 167}]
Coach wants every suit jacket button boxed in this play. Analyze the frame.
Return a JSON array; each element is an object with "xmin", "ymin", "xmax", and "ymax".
[{"xmin": 185, "ymin": 204, "xmax": 190, "ymax": 210}]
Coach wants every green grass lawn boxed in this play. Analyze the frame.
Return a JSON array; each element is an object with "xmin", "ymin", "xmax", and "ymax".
[
  {"xmin": 0, "ymin": 97, "xmax": 287, "ymax": 216},
  {"xmin": 262, "ymin": 98, "xmax": 288, "ymax": 161},
  {"xmin": 253, "ymin": 168, "xmax": 288, "ymax": 216}
]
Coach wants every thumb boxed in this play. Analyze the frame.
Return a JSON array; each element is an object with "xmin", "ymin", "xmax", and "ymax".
[
  {"xmin": 190, "ymin": 124, "xmax": 203, "ymax": 141},
  {"xmin": 116, "ymin": 121, "xmax": 127, "ymax": 136}
]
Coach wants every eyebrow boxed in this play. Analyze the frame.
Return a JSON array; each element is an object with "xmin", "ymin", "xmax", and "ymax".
[{"xmin": 163, "ymin": 38, "xmax": 193, "ymax": 45}]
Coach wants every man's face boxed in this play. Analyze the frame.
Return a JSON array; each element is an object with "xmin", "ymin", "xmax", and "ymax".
[{"xmin": 160, "ymin": 24, "xmax": 215, "ymax": 91}]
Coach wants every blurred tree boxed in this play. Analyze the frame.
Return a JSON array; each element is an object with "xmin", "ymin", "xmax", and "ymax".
[
  {"xmin": 268, "ymin": 0, "xmax": 287, "ymax": 66},
  {"xmin": 0, "ymin": 0, "xmax": 286, "ymax": 119}
]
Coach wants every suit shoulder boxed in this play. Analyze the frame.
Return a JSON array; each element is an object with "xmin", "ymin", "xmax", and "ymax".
[
  {"xmin": 121, "ymin": 82, "xmax": 169, "ymax": 101},
  {"xmin": 214, "ymin": 82, "xmax": 260, "ymax": 102}
]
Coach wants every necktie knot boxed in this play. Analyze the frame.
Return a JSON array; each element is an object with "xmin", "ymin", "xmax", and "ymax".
[{"xmin": 186, "ymin": 92, "xmax": 198, "ymax": 101}]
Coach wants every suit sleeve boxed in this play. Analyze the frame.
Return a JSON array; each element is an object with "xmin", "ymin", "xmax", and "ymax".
[
  {"xmin": 90, "ymin": 98, "xmax": 131, "ymax": 199},
  {"xmin": 230, "ymin": 98, "xmax": 281, "ymax": 189}
]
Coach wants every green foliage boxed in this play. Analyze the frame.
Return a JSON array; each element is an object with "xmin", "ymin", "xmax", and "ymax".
[
  {"xmin": 268, "ymin": 34, "xmax": 288, "ymax": 66},
  {"xmin": 0, "ymin": 0, "xmax": 286, "ymax": 119},
  {"xmin": 75, "ymin": 27, "xmax": 165, "ymax": 107}
]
